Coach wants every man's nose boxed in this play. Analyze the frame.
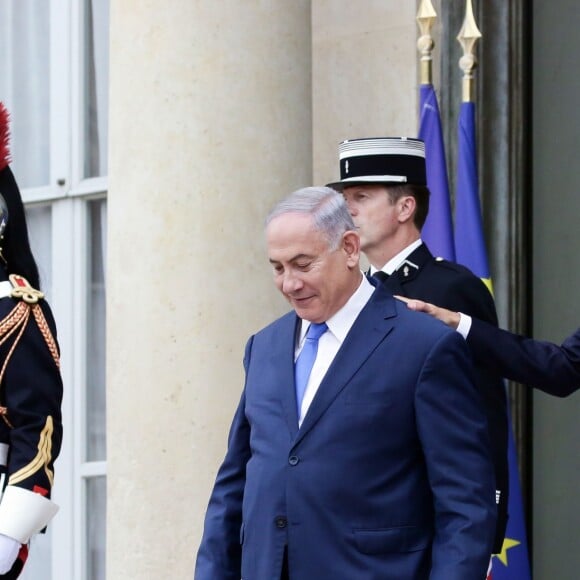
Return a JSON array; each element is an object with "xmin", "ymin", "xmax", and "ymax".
[
  {"xmin": 282, "ymin": 271, "xmax": 303, "ymax": 294},
  {"xmin": 345, "ymin": 199, "xmax": 356, "ymax": 215}
]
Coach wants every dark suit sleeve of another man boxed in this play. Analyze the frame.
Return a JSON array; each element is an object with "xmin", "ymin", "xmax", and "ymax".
[
  {"xmin": 468, "ymin": 320, "xmax": 580, "ymax": 397},
  {"xmin": 194, "ymin": 337, "xmax": 253, "ymax": 580}
]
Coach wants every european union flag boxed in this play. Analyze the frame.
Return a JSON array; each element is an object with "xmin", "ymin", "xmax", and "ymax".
[
  {"xmin": 418, "ymin": 84, "xmax": 455, "ymax": 261},
  {"xmin": 454, "ymin": 100, "xmax": 531, "ymax": 580}
]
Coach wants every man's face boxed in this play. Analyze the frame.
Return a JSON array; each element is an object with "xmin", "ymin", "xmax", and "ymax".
[
  {"xmin": 266, "ymin": 212, "xmax": 360, "ymax": 323},
  {"xmin": 342, "ymin": 185, "xmax": 401, "ymax": 253}
]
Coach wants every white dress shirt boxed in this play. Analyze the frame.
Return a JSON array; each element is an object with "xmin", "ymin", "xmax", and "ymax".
[{"xmin": 295, "ymin": 275, "xmax": 375, "ymax": 426}]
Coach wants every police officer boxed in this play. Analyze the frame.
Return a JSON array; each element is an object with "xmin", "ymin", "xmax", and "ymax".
[
  {"xmin": 0, "ymin": 103, "xmax": 63, "ymax": 578},
  {"xmin": 328, "ymin": 137, "xmax": 508, "ymax": 554}
]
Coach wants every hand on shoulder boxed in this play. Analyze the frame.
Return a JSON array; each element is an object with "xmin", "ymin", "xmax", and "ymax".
[{"xmin": 395, "ymin": 295, "xmax": 461, "ymax": 330}]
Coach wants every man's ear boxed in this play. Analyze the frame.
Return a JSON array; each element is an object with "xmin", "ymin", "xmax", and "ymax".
[
  {"xmin": 397, "ymin": 196, "xmax": 417, "ymax": 224},
  {"xmin": 342, "ymin": 230, "xmax": 360, "ymax": 267}
]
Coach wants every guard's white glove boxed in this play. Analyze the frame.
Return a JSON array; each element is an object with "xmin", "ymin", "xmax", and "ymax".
[{"xmin": 0, "ymin": 532, "xmax": 20, "ymax": 574}]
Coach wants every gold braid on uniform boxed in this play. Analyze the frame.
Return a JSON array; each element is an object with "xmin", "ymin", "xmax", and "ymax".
[
  {"xmin": 0, "ymin": 275, "xmax": 61, "ymax": 429},
  {"xmin": 8, "ymin": 416, "xmax": 55, "ymax": 487},
  {"xmin": 31, "ymin": 305, "xmax": 61, "ymax": 369},
  {"xmin": 0, "ymin": 303, "xmax": 32, "ymax": 428}
]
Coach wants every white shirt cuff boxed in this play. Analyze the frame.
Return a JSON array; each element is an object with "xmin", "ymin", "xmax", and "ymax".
[
  {"xmin": 0, "ymin": 486, "xmax": 59, "ymax": 543},
  {"xmin": 456, "ymin": 313, "xmax": 472, "ymax": 339}
]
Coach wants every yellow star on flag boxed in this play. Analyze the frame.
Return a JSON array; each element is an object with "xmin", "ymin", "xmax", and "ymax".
[
  {"xmin": 494, "ymin": 537, "xmax": 521, "ymax": 566},
  {"xmin": 481, "ymin": 277, "xmax": 494, "ymax": 296}
]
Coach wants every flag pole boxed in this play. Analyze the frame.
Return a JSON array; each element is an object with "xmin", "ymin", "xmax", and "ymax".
[
  {"xmin": 454, "ymin": 0, "xmax": 489, "ymax": 285},
  {"xmin": 416, "ymin": 0, "xmax": 437, "ymax": 85},
  {"xmin": 457, "ymin": 0, "xmax": 482, "ymax": 103}
]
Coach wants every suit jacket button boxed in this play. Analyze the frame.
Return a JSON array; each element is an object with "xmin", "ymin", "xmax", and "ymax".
[
  {"xmin": 288, "ymin": 455, "xmax": 299, "ymax": 466},
  {"xmin": 275, "ymin": 516, "xmax": 287, "ymax": 528}
]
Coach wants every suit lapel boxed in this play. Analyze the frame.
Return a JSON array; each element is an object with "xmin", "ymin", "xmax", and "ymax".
[
  {"xmin": 293, "ymin": 287, "xmax": 398, "ymax": 447},
  {"xmin": 273, "ymin": 314, "xmax": 301, "ymax": 439}
]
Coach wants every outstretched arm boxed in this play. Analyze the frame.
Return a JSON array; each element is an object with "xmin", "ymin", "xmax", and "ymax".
[
  {"xmin": 397, "ymin": 295, "xmax": 580, "ymax": 397},
  {"xmin": 468, "ymin": 319, "xmax": 579, "ymax": 397}
]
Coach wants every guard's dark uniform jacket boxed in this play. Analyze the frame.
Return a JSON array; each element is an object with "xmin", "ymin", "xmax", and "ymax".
[
  {"xmin": 0, "ymin": 271, "xmax": 63, "ymax": 578},
  {"xmin": 377, "ymin": 243, "xmax": 508, "ymax": 554}
]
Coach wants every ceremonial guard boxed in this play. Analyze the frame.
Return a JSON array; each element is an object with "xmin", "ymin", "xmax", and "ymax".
[{"xmin": 0, "ymin": 103, "xmax": 63, "ymax": 578}]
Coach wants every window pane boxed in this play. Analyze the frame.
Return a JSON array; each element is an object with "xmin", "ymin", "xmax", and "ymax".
[
  {"xmin": 84, "ymin": 0, "xmax": 110, "ymax": 178},
  {"xmin": 87, "ymin": 199, "xmax": 106, "ymax": 461},
  {"xmin": 86, "ymin": 476, "xmax": 106, "ymax": 580},
  {"xmin": 25, "ymin": 205, "xmax": 53, "ymax": 297},
  {"xmin": 0, "ymin": 1, "xmax": 50, "ymax": 188}
]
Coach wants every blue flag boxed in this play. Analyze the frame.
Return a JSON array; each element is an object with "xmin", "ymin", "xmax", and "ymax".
[
  {"xmin": 454, "ymin": 101, "xmax": 491, "ymax": 290},
  {"xmin": 418, "ymin": 84, "xmax": 455, "ymax": 261},
  {"xmin": 454, "ymin": 100, "xmax": 532, "ymax": 580}
]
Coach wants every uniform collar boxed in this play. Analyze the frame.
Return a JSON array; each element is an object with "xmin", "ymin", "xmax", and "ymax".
[{"xmin": 370, "ymin": 238, "xmax": 423, "ymax": 276}]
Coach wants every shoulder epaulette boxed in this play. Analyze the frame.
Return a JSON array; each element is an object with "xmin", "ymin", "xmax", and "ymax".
[{"xmin": 8, "ymin": 274, "xmax": 44, "ymax": 304}]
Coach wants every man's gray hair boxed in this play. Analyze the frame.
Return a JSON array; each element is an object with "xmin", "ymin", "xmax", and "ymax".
[{"xmin": 266, "ymin": 186, "xmax": 355, "ymax": 250}]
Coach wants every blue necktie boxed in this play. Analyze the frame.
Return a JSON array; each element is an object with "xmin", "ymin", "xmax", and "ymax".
[{"xmin": 295, "ymin": 322, "xmax": 328, "ymax": 417}]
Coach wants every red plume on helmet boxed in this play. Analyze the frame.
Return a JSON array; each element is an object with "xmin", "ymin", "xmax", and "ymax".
[
  {"xmin": 0, "ymin": 102, "xmax": 10, "ymax": 172},
  {"xmin": 0, "ymin": 102, "xmax": 41, "ymax": 289}
]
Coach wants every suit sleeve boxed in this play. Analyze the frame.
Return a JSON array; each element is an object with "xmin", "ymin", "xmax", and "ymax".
[
  {"xmin": 0, "ymin": 300, "xmax": 63, "ymax": 543},
  {"xmin": 414, "ymin": 330, "xmax": 496, "ymax": 580},
  {"xmin": 469, "ymin": 320, "xmax": 580, "ymax": 397},
  {"xmin": 430, "ymin": 270, "xmax": 508, "ymax": 553},
  {"xmin": 194, "ymin": 336, "xmax": 253, "ymax": 580}
]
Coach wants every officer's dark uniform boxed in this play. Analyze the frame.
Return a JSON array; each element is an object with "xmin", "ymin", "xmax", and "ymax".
[
  {"xmin": 379, "ymin": 242, "xmax": 508, "ymax": 553},
  {"xmin": 0, "ymin": 272, "xmax": 63, "ymax": 578},
  {"xmin": 0, "ymin": 101, "xmax": 63, "ymax": 578}
]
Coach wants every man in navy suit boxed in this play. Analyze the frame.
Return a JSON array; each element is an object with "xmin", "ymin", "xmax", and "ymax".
[
  {"xmin": 195, "ymin": 186, "xmax": 496, "ymax": 579},
  {"xmin": 399, "ymin": 298, "xmax": 579, "ymax": 398},
  {"xmin": 328, "ymin": 137, "xmax": 509, "ymax": 552}
]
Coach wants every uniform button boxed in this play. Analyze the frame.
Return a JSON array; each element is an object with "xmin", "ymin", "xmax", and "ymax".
[
  {"xmin": 288, "ymin": 455, "xmax": 300, "ymax": 466},
  {"xmin": 275, "ymin": 516, "xmax": 287, "ymax": 528}
]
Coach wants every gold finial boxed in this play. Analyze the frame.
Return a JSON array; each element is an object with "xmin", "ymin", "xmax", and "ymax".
[
  {"xmin": 416, "ymin": 0, "xmax": 437, "ymax": 85},
  {"xmin": 457, "ymin": 0, "xmax": 482, "ymax": 102}
]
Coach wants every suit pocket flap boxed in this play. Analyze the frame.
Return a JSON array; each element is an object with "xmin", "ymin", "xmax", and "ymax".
[{"xmin": 353, "ymin": 525, "xmax": 431, "ymax": 554}]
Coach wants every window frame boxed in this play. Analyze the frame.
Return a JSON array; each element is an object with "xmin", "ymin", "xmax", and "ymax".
[{"xmin": 14, "ymin": 0, "xmax": 109, "ymax": 576}]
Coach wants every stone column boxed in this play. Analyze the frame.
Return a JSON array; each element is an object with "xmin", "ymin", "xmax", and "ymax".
[
  {"xmin": 312, "ymin": 0, "xmax": 418, "ymax": 184},
  {"xmin": 107, "ymin": 2, "xmax": 311, "ymax": 578}
]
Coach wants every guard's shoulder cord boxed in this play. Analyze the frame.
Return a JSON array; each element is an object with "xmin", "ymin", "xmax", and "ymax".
[{"xmin": 0, "ymin": 275, "xmax": 60, "ymax": 428}]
